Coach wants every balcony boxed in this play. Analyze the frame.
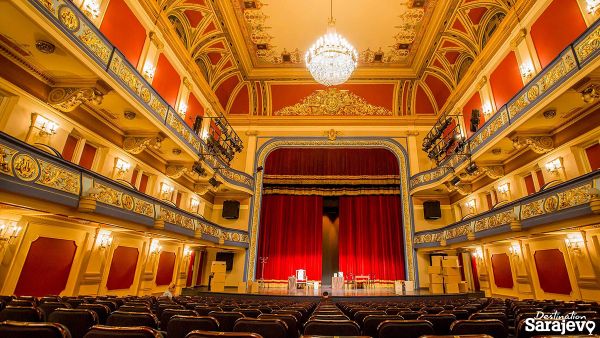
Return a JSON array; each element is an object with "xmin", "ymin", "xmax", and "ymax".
[
  {"xmin": 413, "ymin": 169, "xmax": 600, "ymax": 248},
  {"xmin": 0, "ymin": 132, "xmax": 249, "ymax": 247},
  {"xmin": 410, "ymin": 18, "xmax": 600, "ymax": 192},
  {"xmin": 26, "ymin": 0, "xmax": 253, "ymax": 193}
]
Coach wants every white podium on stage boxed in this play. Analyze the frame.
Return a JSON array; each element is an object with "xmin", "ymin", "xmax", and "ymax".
[{"xmin": 296, "ymin": 269, "xmax": 307, "ymax": 289}]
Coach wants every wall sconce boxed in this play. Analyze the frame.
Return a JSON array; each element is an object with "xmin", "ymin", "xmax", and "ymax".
[
  {"xmin": 0, "ymin": 221, "xmax": 22, "ymax": 246},
  {"xmin": 482, "ymin": 102, "xmax": 493, "ymax": 118},
  {"xmin": 150, "ymin": 239, "xmax": 162, "ymax": 255},
  {"xmin": 509, "ymin": 243, "xmax": 521, "ymax": 257},
  {"xmin": 34, "ymin": 115, "xmax": 59, "ymax": 137},
  {"xmin": 200, "ymin": 130, "xmax": 209, "ymax": 141},
  {"xmin": 545, "ymin": 158, "xmax": 562, "ymax": 175},
  {"xmin": 82, "ymin": 0, "xmax": 100, "ymax": 19},
  {"xmin": 190, "ymin": 198, "xmax": 200, "ymax": 213},
  {"xmin": 565, "ymin": 233, "xmax": 584, "ymax": 255},
  {"xmin": 465, "ymin": 199, "xmax": 476, "ymax": 213},
  {"xmin": 114, "ymin": 158, "xmax": 131, "ymax": 177},
  {"xmin": 178, "ymin": 102, "xmax": 188, "ymax": 117},
  {"xmin": 519, "ymin": 61, "xmax": 534, "ymax": 81},
  {"xmin": 96, "ymin": 231, "xmax": 113, "ymax": 249},
  {"xmin": 497, "ymin": 183, "xmax": 510, "ymax": 195},
  {"xmin": 143, "ymin": 62, "xmax": 156, "ymax": 81},
  {"xmin": 474, "ymin": 247, "xmax": 484, "ymax": 260},
  {"xmin": 183, "ymin": 247, "xmax": 192, "ymax": 257},
  {"xmin": 587, "ymin": 0, "xmax": 600, "ymax": 14},
  {"xmin": 160, "ymin": 183, "xmax": 174, "ymax": 200}
]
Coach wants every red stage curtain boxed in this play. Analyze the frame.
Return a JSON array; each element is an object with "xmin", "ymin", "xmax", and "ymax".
[
  {"xmin": 338, "ymin": 195, "xmax": 405, "ymax": 280},
  {"xmin": 257, "ymin": 195, "xmax": 323, "ymax": 280},
  {"xmin": 265, "ymin": 148, "xmax": 398, "ymax": 176}
]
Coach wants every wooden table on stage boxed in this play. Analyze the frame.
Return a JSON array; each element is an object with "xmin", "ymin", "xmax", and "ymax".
[{"xmin": 332, "ymin": 276, "xmax": 344, "ymax": 289}]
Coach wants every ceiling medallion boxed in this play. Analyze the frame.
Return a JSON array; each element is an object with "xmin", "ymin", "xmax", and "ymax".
[
  {"xmin": 35, "ymin": 40, "xmax": 56, "ymax": 54},
  {"xmin": 305, "ymin": 0, "xmax": 358, "ymax": 86}
]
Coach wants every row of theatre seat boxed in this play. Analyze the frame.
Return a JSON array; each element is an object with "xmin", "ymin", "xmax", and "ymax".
[{"xmin": 0, "ymin": 294, "xmax": 599, "ymax": 338}]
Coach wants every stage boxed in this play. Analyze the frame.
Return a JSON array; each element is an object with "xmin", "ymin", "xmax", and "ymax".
[{"xmin": 182, "ymin": 286, "xmax": 484, "ymax": 301}]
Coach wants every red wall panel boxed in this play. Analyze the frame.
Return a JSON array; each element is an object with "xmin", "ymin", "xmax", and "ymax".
[
  {"xmin": 586, "ymin": 143, "xmax": 600, "ymax": 170},
  {"xmin": 153, "ymin": 54, "xmax": 181, "ymax": 106},
  {"xmin": 230, "ymin": 84, "xmax": 250, "ymax": 115},
  {"xmin": 491, "ymin": 253, "xmax": 513, "ymax": 288},
  {"xmin": 106, "ymin": 246, "xmax": 139, "ymax": 290},
  {"xmin": 100, "ymin": 0, "xmax": 146, "ymax": 66},
  {"xmin": 415, "ymin": 84, "xmax": 436, "ymax": 115},
  {"xmin": 534, "ymin": 249, "xmax": 572, "ymax": 294},
  {"xmin": 524, "ymin": 174, "xmax": 536, "ymax": 195},
  {"xmin": 79, "ymin": 143, "xmax": 96, "ymax": 170},
  {"xmin": 462, "ymin": 92, "xmax": 484, "ymax": 137},
  {"xmin": 196, "ymin": 251, "xmax": 204, "ymax": 286},
  {"xmin": 490, "ymin": 51, "xmax": 523, "ymax": 109},
  {"xmin": 185, "ymin": 93, "xmax": 204, "ymax": 129},
  {"xmin": 424, "ymin": 74, "xmax": 451, "ymax": 110},
  {"xmin": 535, "ymin": 170, "xmax": 546, "ymax": 187},
  {"xmin": 531, "ymin": 0, "xmax": 586, "ymax": 68},
  {"xmin": 14, "ymin": 237, "xmax": 77, "ymax": 296},
  {"xmin": 138, "ymin": 173, "xmax": 149, "ymax": 194},
  {"xmin": 186, "ymin": 251, "xmax": 196, "ymax": 287},
  {"xmin": 61, "ymin": 135, "xmax": 78, "ymax": 162},
  {"xmin": 156, "ymin": 251, "xmax": 176, "ymax": 286}
]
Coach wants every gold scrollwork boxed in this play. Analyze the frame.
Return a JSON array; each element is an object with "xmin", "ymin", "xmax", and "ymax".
[
  {"xmin": 58, "ymin": 5, "xmax": 80, "ymax": 32},
  {"xmin": 13, "ymin": 154, "xmax": 39, "ymax": 182}
]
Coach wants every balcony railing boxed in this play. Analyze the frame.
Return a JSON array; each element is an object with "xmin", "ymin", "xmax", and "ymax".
[
  {"xmin": 0, "ymin": 132, "xmax": 249, "ymax": 247},
  {"xmin": 29, "ymin": 0, "xmax": 253, "ymax": 192},
  {"xmin": 410, "ymin": 18, "xmax": 600, "ymax": 192},
  {"xmin": 413, "ymin": 169, "xmax": 600, "ymax": 248}
]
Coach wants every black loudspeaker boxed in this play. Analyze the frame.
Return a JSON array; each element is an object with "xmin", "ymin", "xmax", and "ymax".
[
  {"xmin": 193, "ymin": 116, "xmax": 203, "ymax": 134},
  {"xmin": 222, "ymin": 200, "xmax": 240, "ymax": 219},
  {"xmin": 423, "ymin": 200, "xmax": 442, "ymax": 220},
  {"xmin": 470, "ymin": 109, "xmax": 480, "ymax": 132}
]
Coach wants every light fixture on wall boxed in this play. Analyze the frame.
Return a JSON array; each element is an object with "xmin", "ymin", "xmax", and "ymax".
[
  {"xmin": 150, "ymin": 239, "xmax": 162, "ymax": 255},
  {"xmin": 508, "ymin": 243, "xmax": 521, "ymax": 257},
  {"xmin": 143, "ymin": 62, "xmax": 156, "ymax": 81},
  {"xmin": 114, "ymin": 158, "xmax": 131, "ymax": 177},
  {"xmin": 34, "ymin": 114, "xmax": 59, "ymax": 137},
  {"xmin": 565, "ymin": 233, "xmax": 584, "ymax": 255},
  {"xmin": 0, "ymin": 220, "xmax": 22, "ymax": 247},
  {"xmin": 465, "ymin": 199, "xmax": 476, "ymax": 213},
  {"xmin": 545, "ymin": 158, "xmax": 562, "ymax": 175},
  {"xmin": 497, "ymin": 182, "xmax": 510, "ymax": 195},
  {"xmin": 160, "ymin": 183, "xmax": 174, "ymax": 200},
  {"xmin": 96, "ymin": 230, "xmax": 113, "ymax": 249},
  {"xmin": 178, "ymin": 102, "xmax": 188, "ymax": 117},
  {"xmin": 482, "ymin": 102, "xmax": 493, "ymax": 118},
  {"xmin": 190, "ymin": 198, "xmax": 200, "ymax": 213},
  {"xmin": 305, "ymin": 0, "xmax": 358, "ymax": 86},
  {"xmin": 183, "ymin": 247, "xmax": 192, "ymax": 257},
  {"xmin": 519, "ymin": 61, "xmax": 534, "ymax": 81},
  {"xmin": 82, "ymin": 0, "xmax": 100, "ymax": 19},
  {"xmin": 587, "ymin": 0, "xmax": 600, "ymax": 14}
]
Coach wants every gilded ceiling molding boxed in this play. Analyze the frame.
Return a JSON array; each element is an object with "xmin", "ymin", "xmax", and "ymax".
[
  {"xmin": 123, "ymin": 136, "xmax": 163, "ymax": 155},
  {"xmin": 47, "ymin": 87, "xmax": 104, "ymax": 112},
  {"xmin": 274, "ymin": 88, "xmax": 392, "ymax": 116},
  {"xmin": 481, "ymin": 165, "xmax": 504, "ymax": 179},
  {"xmin": 512, "ymin": 135, "xmax": 554, "ymax": 154},
  {"xmin": 248, "ymin": 137, "xmax": 414, "ymax": 283},
  {"xmin": 193, "ymin": 183, "xmax": 210, "ymax": 195},
  {"xmin": 166, "ymin": 164, "xmax": 189, "ymax": 179}
]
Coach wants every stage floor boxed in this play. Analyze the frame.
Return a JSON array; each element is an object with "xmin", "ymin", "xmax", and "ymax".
[{"xmin": 182, "ymin": 286, "xmax": 484, "ymax": 300}]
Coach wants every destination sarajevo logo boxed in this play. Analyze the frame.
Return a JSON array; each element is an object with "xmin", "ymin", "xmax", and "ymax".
[{"xmin": 524, "ymin": 311, "xmax": 596, "ymax": 335}]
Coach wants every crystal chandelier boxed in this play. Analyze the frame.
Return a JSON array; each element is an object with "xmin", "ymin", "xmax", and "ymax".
[{"xmin": 305, "ymin": 0, "xmax": 358, "ymax": 86}]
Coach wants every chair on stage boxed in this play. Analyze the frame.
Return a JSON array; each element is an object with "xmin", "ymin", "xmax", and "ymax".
[{"xmin": 295, "ymin": 269, "xmax": 306, "ymax": 289}]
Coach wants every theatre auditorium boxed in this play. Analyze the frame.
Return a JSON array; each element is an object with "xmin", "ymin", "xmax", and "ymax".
[{"xmin": 0, "ymin": 0, "xmax": 600, "ymax": 337}]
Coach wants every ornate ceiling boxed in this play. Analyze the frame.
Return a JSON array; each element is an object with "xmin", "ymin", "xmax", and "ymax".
[{"xmin": 160, "ymin": 0, "xmax": 513, "ymax": 117}]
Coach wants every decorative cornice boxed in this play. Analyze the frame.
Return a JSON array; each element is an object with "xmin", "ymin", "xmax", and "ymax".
[
  {"xmin": 123, "ymin": 136, "xmax": 162, "ymax": 155},
  {"xmin": 510, "ymin": 28, "xmax": 528, "ymax": 49},
  {"xmin": 273, "ymin": 88, "xmax": 392, "ymax": 116},
  {"xmin": 149, "ymin": 31, "xmax": 164, "ymax": 50},
  {"xmin": 512, "ymin": 135, "xmax": 554, "ymax": 154},
  {"xmin": 481, "ymin": 165, "xmax": 505, "ymax": 179},
  {"xmin": 166, "ymin": 164, "xmax": 188, "ymax": 179},
  {"xmin": 47, "ymin": 86, "xmax": 104, "ymax": 112}
]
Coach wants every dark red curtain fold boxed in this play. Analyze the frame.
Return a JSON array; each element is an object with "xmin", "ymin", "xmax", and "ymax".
[
  {"xmin": 265, "ymin": 148, "xmax": 398, "ymax": 176},
  {"xmin": 257, "ymin": 195, "xmax": 323, "ymax": 280},
  {"xmin": 338, "ymin": 195, "xmax": 405, "ymax": 280}
]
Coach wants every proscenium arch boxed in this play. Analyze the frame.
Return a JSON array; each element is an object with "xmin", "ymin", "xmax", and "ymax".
[{"xmin": 245, "ymin": 137, "xmax": 416, "ymax": 284}]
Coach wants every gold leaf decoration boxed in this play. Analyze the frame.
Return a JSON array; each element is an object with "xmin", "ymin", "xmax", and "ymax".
[{"xmin": 274, "ymin": 88, "xmax": 392, "ymax": 116}]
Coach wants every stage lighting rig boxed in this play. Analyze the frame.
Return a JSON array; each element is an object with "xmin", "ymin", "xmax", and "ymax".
[
  {"xmin": 200, "ymin": 113, "xmax": 244, "ymax": 166},
  {"xmin": 465, "ymin": 161, "xmax": 479, "ymax": 175}
]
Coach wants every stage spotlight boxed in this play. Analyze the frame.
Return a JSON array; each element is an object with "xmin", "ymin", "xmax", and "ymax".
[
  {"xmin": 470, "ymin": 109, "xmax": 480, "ymax": 133},
  {"xmin": 466, "ymin": 162, "xmax": 478, "ymax": 175},
  {"xmin": 208, "ymin": 176, "xmax": 222, "ymax": 188},
  {"xmin": 192, "ymin": 162, "xmax": 206, "ymax": 176},
  {"xmin": 450, "ymin": 176, "xmax": 461, "ymax": 186},
  {"xmin": 192, "ymin": 116, "xmax": 203, "ymax": 134}
]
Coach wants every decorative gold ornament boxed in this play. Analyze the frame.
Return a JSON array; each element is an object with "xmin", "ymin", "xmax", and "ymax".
[
  {"xmin": 512, "ymin": 135, "xmax": 554, "ymax": 154},
  {"xmin": 123, "ymin": 136, "xmax": 162, "ymax": 154},
  {"xmin": 48, "ymin": 87, "xmax": 104, "ymax": 112},
  {"xmin": 13, "ymin": 154, "xmax": 39, "ymax": 182},
  {"xmin": 325, "ymin": 129, "xmax": 339, "ymax": 141},
  {"xmin": 274, "ymin": 88, "xmax": 391, "ymax": 116},
  {"xmin": 166, "ymin": 165, "xmax": 188, "ymax": 179}
]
